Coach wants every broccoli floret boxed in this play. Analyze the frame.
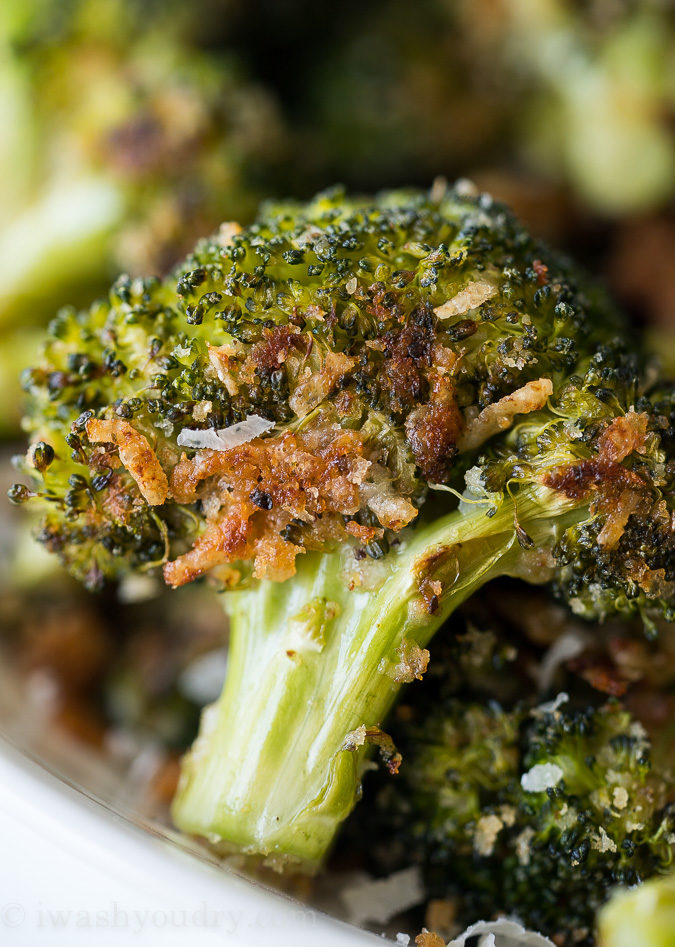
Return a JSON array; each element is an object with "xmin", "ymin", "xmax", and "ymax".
[
  {"xmin": 12, "ymin": 185, "xmax": 674, "ymax": 868},
  {"xmin": 380, "ymin": 695, "xmax": 675, "ymax": 946},
  {"xmin": 15, "ymin": 185, "xmax": 628, "ymax": 586}
]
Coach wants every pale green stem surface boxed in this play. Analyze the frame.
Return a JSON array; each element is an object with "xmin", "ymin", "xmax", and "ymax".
[
  {"xmin": 172, "ymin": 485, "xmax": 584, "ymax": 868},
  {"xmin": 599, "ymin": 873, "xmax": 675, "ymax": 947}
]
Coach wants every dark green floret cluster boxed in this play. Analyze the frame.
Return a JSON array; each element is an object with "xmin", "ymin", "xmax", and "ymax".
[
  {"xmin": 475, "ymin": 354, "xmax": 675, "ymax": 624},
  {"xmin": 386, "ymin": 695, "xmax": 674, "ymax": 945}
]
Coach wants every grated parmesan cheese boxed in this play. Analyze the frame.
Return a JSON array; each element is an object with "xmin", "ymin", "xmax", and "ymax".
[
  {"xmin": 434, "ymin": 276, "xmax": 498, "ymax": 319},
  {"xmin": 448, "ymin": 917, "xmax": 556, "ymax": 947},
  {"xmin": 458, "ymin": 378, "xmax": 553, "ymax": 453},
  {"xmin": 340, "ymin": 866, "xmax": 424, "ymax": 925},
  {"xmin": 177, "ymin": 415, "xmax": 274, "ymax": 451},
  {"xmin": 521, "ymin": 762, "xmax": 564, "ymax": 793}
]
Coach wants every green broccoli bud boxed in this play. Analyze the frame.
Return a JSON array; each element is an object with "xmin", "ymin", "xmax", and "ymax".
[
  {"xmin": 478, "ymin": 373, "xmax": 675, "ymax": 624},
  {"xmin": 599, "ymin": 872, "xmax": 675, "ymax": 947},
  {"xmin": 13, "ymin": 186, "xmax": 673, "ymax": 867},
  {"xmin": 383, "ymin": 696, "xmax": 675, "ymax": 946}
]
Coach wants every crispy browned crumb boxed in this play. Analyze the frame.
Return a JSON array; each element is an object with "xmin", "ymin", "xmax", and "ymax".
[
  {"xmin": 244, "ymin": 325, "xmax": 308, "ymax": 381},
  {"xmin": 164, "ymin": 502, "xmax": 261, "ymax": 587},
  {"xmin": 86, "ymin": 419, "xmax": 169, "ymax": 505},
  {"xmin": 289, "ymin": 351, "xmax": 355, "ymax": 418},
  {"xmin": 97, "ymin": 470, "xmax": 146, "ymax": 523},
  {"xmin": 596, "ymin": 488, "xmax": 643, "ymax": 549},
  {"xmin": 405, "ymin": 373, "xmax": 463, "ymax": 481},
  {"xmin": 207, "ymin": 342, "xmax": 244, "ymax": 396},
  {"xmin": 378, "ymin": 306, "xmax": 437, "ymax": 414},
  {"xmin": 458, "ymin": 377, "xmax": 553, "ymax": 452},
  {"xmin": 544, "ymin": 410, "xmax": 651, "ymax": 550},
  {"xmin": 417, "ymin": 577, "xmax": 444, "ymax": 615},
  {"xmin": 164, "ymin": 423, "xmax": 418, "ymax": 586},
  {"xmin": 597, "ymin": 409, "xmax": 649, "ymax": 463},
  {"xmin": 415, "ymin": 930, "xmax": 447, "ymax": 947},
  {"xmin": 345, "ymin": 521, "xmax": 385, "ymax": 543},
  {"xmin": 390, "ymin": 638, "xmax": 431, "ymax": 683}
]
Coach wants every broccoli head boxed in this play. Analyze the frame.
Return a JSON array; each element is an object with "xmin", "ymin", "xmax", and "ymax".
[
  {"xmin": 13, "ymin": 185, "xmax": 674, "ymax": 867},
  {"xmin": 16, "ymin": 183, "xmax": 629, "ymax": 587},
  {"xmin": 380, "ymin": 695, "xmax": 675, "ymax": 946}
]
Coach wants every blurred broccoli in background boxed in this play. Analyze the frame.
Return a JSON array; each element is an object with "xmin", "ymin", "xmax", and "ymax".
[
  {"xmin": 293, "ymin": 0, "xmax": 516, "ymax": 194},
  {"xmin": 0, "ymin": 0, "xmax": 284, "ymax": 288},
  {"xmin": 495, "ymin": 0, "xmax": 675, "ymax": 216},
  {"xmin": 242, "ymin": 0, "xmax": 674, "ymax": 217},
  {"xmin": 0, "ymin": 0, "xmax": 284, "ymax": 434}
]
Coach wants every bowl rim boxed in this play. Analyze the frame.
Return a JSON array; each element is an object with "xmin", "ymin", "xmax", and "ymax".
[{"xmin": 0, "ymin": 734, "xmax": 383, "ymax": 946}]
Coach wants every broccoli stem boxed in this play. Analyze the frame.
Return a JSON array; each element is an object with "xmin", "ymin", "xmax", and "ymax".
[
  {"xmin": 599, "ymin": 873, "xmax": 675, "ymax": 947},
  {"xmin": 172, "ymin": 485, "xmax": 586, "ymax": 868}
]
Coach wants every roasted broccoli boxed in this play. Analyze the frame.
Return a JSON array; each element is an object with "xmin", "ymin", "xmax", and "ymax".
[
  {"xmin": 13, "ymin": 185, "xmax": 674, "ymax": 867},
  {"xmin": 344, "ymin": 592, "xmax": 675, "ymax": 944},
  {"xmin": 284, "ymin": 0, "xmax": 675, "ymax": 214},
  {"xmin": 375, "ymin": 693, "xmax": 675, "ymax": 946}
]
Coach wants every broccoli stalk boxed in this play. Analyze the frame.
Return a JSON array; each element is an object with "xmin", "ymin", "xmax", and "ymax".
[{"xmin": 172, "ymin": 482, "xmax": 584, "ymax": 864}]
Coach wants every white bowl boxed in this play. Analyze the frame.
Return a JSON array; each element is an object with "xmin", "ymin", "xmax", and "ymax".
[{"xmin": 0, "ymin": 733, "xmax": 381, "ymax": 947}]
